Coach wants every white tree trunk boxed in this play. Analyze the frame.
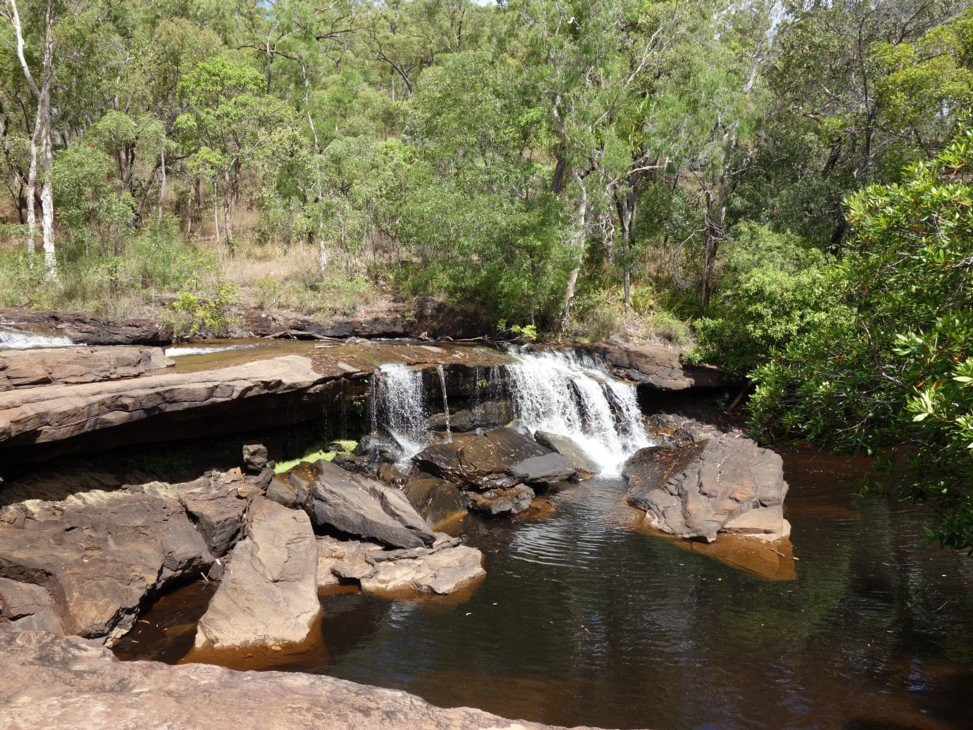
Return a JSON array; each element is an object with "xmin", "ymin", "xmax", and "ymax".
[
  {"xmin": 25, "ymin": 109, "xmax": 39, "ymax": 257},
  {"xmin": 560, "ymin": 183, "xmax": 588, "ymax": 332}
]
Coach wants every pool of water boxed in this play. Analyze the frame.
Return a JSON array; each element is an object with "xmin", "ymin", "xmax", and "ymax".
[{"xmin": 117, "ymin": 448, "xmax": 973, "ymax": 729}]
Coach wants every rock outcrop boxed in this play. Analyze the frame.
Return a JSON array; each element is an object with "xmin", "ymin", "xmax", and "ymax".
[
  {"xmin": 533, "ymin": 431, "xmax": 600, "ymax": 476},
  {"xmin": 0, "ymin": 627, "xmax": 555, "ymax": 729},
  {"xmin": 416, "ymin": 427, "xmax": 577, "ymax": 491},
  {"xmin": 317, "ymin": 533, "xmax": 485, "ymax": 595},
  {"xmin": 0, "ymin": 346, "xmax": 172, "ymax": 391},
  {"xmin": 624, "ymin": 415, "xmax": 789, "ymax": 542},
  {"xmin": 1, "ymin": 308, "xmax": 173, "ymax": 345},
  {"xmin": 593, "ymin": 341, "xmax": 728, "ymax": 391},
  {"xmin": 427, "ymin": 399, "xmax": 513, "ymax": 433},
  {"xmin": 0, "ymin": 355, "xmax": 328, "ymax": 461},
  {"xmin": 0, "ymin": 472, "xmax": 255, "ymax": 643},
  {"xmin": 194, "ymin": 497, "xmax": 320, "ymax": 650},
  {"xmin": 298, "ymin": 460, "xmax": 437, "ymax": 549}
]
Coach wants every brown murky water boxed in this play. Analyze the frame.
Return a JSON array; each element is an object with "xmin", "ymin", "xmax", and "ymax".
[{"xmin": 116, "ymin": 448, "xmax": 973, "ymax": 729}]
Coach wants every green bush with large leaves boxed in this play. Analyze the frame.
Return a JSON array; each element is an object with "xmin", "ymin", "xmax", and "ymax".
[{"xmin": 749, "ymin": 132, "xmax": 973, "ymax": 549}]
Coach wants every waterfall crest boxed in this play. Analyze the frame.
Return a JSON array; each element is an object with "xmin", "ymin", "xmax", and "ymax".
[
  {"xmin": 0, "ymin": 328, "xmax": 73, "ymax": 350},
  {"xmin": 505, "ymin": 350, "xmax": 651, "ymax": 475}
]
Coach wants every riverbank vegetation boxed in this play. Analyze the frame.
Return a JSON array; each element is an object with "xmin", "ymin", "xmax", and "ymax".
[{"xmin": 1, "ymin": 0, "xmax": 971, "ymax": 546}]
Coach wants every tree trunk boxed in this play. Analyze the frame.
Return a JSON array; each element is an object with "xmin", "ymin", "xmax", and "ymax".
[
  {"xmin": 157, "ymin": 148, "xmax": 166, "ymax": 225},
  {"xmin": 560, "ymin": 183, "xmax": 588, "ymax": 332}
]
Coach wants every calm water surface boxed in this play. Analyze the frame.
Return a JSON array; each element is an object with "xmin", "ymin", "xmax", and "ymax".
[{"xmin": 118, "ymin": 448, "xmax": 973, "ymax": 729}]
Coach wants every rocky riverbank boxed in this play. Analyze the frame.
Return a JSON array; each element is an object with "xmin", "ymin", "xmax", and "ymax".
[{"xmin": 0, "ymin": 627, "xmax": 564, "ymax": 729}]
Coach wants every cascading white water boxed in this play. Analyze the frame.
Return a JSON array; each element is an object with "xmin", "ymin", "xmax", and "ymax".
[
  {"xmin": 0, "ymin": 328, "xmax": 73, "ymax": 350},
  {"xmin": 505, "ymin": 349, "xmax": 651, "ymax": 476},
  {"xmin": 377, "ymin": 363, "xmax": 429, "ymax": 461}
]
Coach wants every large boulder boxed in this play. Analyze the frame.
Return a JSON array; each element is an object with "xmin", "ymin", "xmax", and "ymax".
[
  {"xmin": 194, "ymin": 497, "xmax": 320, "ymax": 650},
  {"xmin": 624, "ymin": 415, "xmax": 789, "ymax": 542},
  {"xmin": 533, "ymin": 431, "xmax": 600, "ymax": 476},
  {"xmin": 0, "ymin": 471, "xmax": 257, "ymax": 643},
  {"xmin": 416, "ymin": 427, "xmax": 575, "ymax": 491},
  {"xmin": 1, "ymin": 627, "xmax": 553, "ymax": 729},
  {"xmin": 301, "ymin": 460, "xmax": 436, "ymax": 549},
  {"xmin": 0, "ymin": 486, "xmax": 217, "ymax": 642},
  {"xmin": 0, "ymin": 346, "xmax": 172, "ymax": 391}
]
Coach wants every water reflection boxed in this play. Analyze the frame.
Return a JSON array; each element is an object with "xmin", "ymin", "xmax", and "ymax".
[{"xmin": 117, "ymin": 448, "xmax": 973, "ymax": 729}]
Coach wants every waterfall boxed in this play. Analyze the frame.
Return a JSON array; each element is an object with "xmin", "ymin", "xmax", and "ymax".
[
  {"xmin": 376, "ymin": 364, "xmax": 428, "ymax": 461},
  {"xmin": 0, "ymin": 328, "xmax": 73, "ymax": 350},
  {"xmin": 436, "ymin": 364, "xmax": 452, "ymax": 442},
  {"xmin": 505, "ymin": 349, "xmax": 651, "ymax": 476}
]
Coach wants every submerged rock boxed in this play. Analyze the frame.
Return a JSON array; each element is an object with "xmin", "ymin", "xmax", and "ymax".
[
  {"xmin": 624, "ymin": 415, "xmax": 789, "ymax": 542},
  {"xmin": 466, "ymin": 484, "xmax": 535, "ymax": 517},
  {"xmin": 194, "ymin": 497, "xmax": 320, "ymax": 650},
  {"xmin": 402, "ymin": 470, "xmax": 467, "ymax": 528},
  {"xmin": 301, "ymin": 460, "xmax": 436, "ymax": 549},
  {"xmin": 416, "ymin": 427, "xmax": 575, "ymax": 491},
  {"xmin": 316, "ymin": 534, "xmax": 484, "ymax": 596},
  {"xmin": 2, "ymin": 627, "xmax": 549, "ymax": 729}
]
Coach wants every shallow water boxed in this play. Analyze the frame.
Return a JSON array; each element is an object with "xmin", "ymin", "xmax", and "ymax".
[{"xmin": 117, "ymin": 448, "xmax": 973, "ymax": 729}]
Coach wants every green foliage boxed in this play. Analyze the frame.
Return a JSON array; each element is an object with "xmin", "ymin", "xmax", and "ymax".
[
  {"xmin": 695, "ymin": 223, "xmax": 837, "ymax": 373},
  {"xmin": 750, "ymin": 133, "xmax": 973, "ymax": 549},
  {"xmin": 170, "ymin": 283, "xmax": 236, "ymax": 338}
]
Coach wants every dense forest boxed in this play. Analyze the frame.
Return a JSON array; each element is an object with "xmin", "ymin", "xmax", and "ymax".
[{"xmin": 1, "ymin": 0, "xmax": 971, "ymax": 548}]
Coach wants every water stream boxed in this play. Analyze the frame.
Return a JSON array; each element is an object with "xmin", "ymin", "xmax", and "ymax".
[
  {"xmin": 505, "ymin": 350, "xmax": 651, "ymax": 475},
  {"xmin": 0, "ymin": 327, "xmax": 74, "ymax": 349}
]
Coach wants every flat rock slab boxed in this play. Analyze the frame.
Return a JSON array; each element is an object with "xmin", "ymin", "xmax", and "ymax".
[
  {"xmin": 0, "ymin": 308, "xmax": 173, "ymax": 345},
  {"xmin": 625, "ymin": 415, "xmax": 789, "ymax": 542},
  {"xmin": 195, "ymin": 497, "xmax": 320, "ymax": 650},
  {"xmin": 0, "ymin": 627, "xmax": 566, "ymax": 729},
  {"xmin": 534, "ymin": 431, "xmax": 601, "ymax": 476},
  {"xmin": 317, "ymin": 534, "xmax": 485, "ymax": 595},
  {"xmin": 301, "ymin": 460, "xmax": 436, "ymax": 549},
  {"xmin": 0, "ymin": 354, "xmax": 326, "ymax": 447},
  {"xmin": 417, "ymin": 427, "xmax": 573, "ymax": 491},
  {"xmin": 0, "ymin": 346, "xmax": 172, "ymax": 391}
]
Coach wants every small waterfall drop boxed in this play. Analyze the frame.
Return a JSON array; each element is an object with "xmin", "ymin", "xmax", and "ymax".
[
  {"xmin": 0, "ymin": 328, "xmax": 73, "ymax": 350},
  {"xmin": 376, "ymin": 364, "xmax": 428, "ymax": 461},
  {"xmin": 505, "ymin": 349, "xmax": 651, "ymax": 475},
  {"xmin": 436, "ymin": 364, "xmax": 452, "ymax": 442}
]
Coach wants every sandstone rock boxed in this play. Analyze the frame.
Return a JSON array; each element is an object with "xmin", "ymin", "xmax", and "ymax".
[
  {"xmin": 266, "ymin": 474, "xmax": 307, "ymax": 509},
  {"xmin": 2, "ymin": 627, "xmax": 553, "ymax": 729},
  {"xmin": 593, "ymin": 341, "xmax": 727, "ymax": 391},
  {"xmin": 242, "ymin": 443, "xmax": 269, "ymax": 474},
  {"xmin": 509, "ymin": 452, "xmax": 577, "ymax": 485},
  {"xmin": 624, "ymin": 416, "xmax": 789, "ymax": 542},
  {"xmin": 0, "ymin": 346, "xmax": 172, "ymax": 391},
  {"xmin": 195, "ymin": 497, "xmax": 320, "ymax": 650},
  {"xmin": 176, "ymin": 473, "xmax": 251, "ymax": 556},
  {"xmin": 427, "ymin": 399, "xmax": 513, "ymax": 432},
  {"xmin": 303, "ymin": 460, "xmax": 435, "ymax": 549},
  {"xmin": 416, "ymin": 427, "xmax": 553, "ymax": 491},
  {"xmin": 0, "ymin": 485, "xmax": 215, "ymax": 641},
  {"xmin": 360, "ymin": 537, "xmax": 485, "ymax": 595},
  {"xmin": 0, "ymin": 308, "xmax": 173, "ymax": 345},
  {"xmin": 0, "ymin": 576, "xmax": 63, "ymax": 633},
  {"xmin": 533, "ymin": 431, "xmax": 601, "ymax": 475},
  {"xmin": 466, "ymin": 484, "xmax": 535, "ymax": 517},
  {"xmin": 402, "ymin": 470, "xmax": 467, "ymax": 527},
  {"xmin": 317, "ymin": 534, "xmax": 484, "ymax": 596},
  {"xmin": 0, "ymin": 355, "xmax": 328, "ymax": 462}
]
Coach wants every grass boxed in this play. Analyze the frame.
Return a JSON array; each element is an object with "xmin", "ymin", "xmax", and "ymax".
[{"xmin": 273, "ymin": 440, "xmax": 358, "ymax": 474}]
